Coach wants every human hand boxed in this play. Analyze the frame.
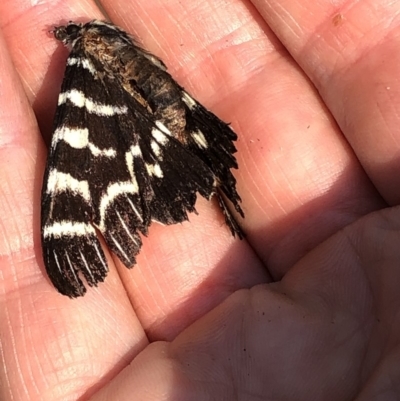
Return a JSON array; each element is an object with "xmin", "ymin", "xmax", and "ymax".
[{"xmin": 0, "ymin": 0, "xmax": 398, "ymax": 399}]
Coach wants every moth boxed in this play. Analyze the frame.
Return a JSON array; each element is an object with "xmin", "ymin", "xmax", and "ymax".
[{"xmin": 41, "ymin": 20, "xmax": 244, "ymax": 298}]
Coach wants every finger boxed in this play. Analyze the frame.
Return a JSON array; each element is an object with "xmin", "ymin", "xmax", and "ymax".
[
  {"xmin": 253, "ymin": 0, "xmax": 400, "ymax": 205},
  {"xmin": 84, "ymin": 0, "xmax": 275, "ymax": 336},
  {"xmin": 0, "ymin": 4, "xmax": 147, "ymax": 401},
  {"xmin": 0, "ymin": 2, "xmax": 146, "ymax": 316}
]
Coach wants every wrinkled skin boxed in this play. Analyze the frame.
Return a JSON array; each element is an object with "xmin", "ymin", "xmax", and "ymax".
[{"xmin": 0, "ymin": 0, "xmax": 399, "ymax": 400}]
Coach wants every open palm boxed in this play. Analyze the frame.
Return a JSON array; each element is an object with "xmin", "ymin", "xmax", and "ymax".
[{"xmin": 1, "ymin": 0, "xmax": 399, "ymax": 400}]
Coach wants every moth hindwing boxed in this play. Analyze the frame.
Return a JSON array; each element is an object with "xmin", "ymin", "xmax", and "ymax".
[{"xmin": 41, "ymin": 19, "xmax": 244, "ymax": 298}]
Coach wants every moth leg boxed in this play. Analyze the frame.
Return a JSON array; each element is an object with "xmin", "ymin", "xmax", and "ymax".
[{"xmin": 215, "ymin": 190, "xmax": 244, "ymax": 239}]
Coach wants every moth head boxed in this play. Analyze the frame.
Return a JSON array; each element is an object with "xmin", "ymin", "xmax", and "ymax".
[{"xmin": 53, "ymin": 22, "xmax": 83, "ymax": 46}]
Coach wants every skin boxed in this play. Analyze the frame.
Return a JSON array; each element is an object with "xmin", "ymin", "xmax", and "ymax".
[{"xmin": 0, "ymin": 0, "xmax": 399, "ymax": 399}]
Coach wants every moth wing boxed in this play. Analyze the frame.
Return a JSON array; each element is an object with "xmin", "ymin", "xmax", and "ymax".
[
  {"xmin": 41, "ymin": 51, "xmax": 110, "ymax": 297},
  {"xmin": 41, "ymin": 50, "xmax": 154, "ymax": 296},
  {"xmin": 112, "ymin": 89, "xmax": 217, "ymax": 226},
  {"xmin": 181, "ymin": 91, "xmax": 243, "ymax": 216}
]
